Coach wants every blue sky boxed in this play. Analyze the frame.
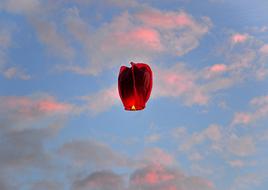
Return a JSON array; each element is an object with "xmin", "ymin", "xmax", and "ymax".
[{"xmin": 1, "ymin": 0, "xmax": 268, "ymax": 189}]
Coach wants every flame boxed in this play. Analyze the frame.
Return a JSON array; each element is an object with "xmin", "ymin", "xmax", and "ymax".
[{"xmin": 131, "ymin": 105, "xmax": 136, "ymax": 110}]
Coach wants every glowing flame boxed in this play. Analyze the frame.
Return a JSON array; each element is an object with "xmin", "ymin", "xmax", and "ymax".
[{"xmin": 131, "ymin": 105, "xmax": 136, "ymax": 110}]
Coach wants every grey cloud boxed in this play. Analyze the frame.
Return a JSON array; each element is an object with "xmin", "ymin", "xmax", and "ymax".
[
  {"xmin": 0, "ymin": 27, "xmax": 30, "ymax": 79},
  {"xmin": 30, "ymin": 180, "xmax": 64, "ymax": 190},
  {"xmin": 58, "ymin": 140, "xmax": 130, "ymax": 169},
  {"xmin": 72, "ymin": 165, "xmax": 214, "ymax": 190},
  {"xmin": 0, "ymin": 125, "xmax": 61, "ymax": 190},
  {"xmin": 227, "ymin": 135, "xmax": 256, "ymax": 157},
  {"xmin": 73, "ymin": 170, "xmax": 125, "ymax": 190},
  {"xmin": 30, "ymin": 17, "xmax": 75, "ymax": 59}
]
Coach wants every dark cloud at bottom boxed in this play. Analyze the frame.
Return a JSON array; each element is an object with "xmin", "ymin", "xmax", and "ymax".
[{"xmin": 72, "ymin": 165, "xmax": 214, "ymax": 190}]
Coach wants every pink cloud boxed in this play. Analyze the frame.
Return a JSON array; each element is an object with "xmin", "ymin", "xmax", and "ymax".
[
  {"xmin": 209, "ymin": 64, "xmax": 227, "ymax": 73},
  {"xmin": 143, "ymin": 148, "xmax": 175, "ymax": 166},
  {"xmin": 131, "ymin": 165, "xmax": 179, "ymax": 186},
  {"xmin": 232, "ymin": 95, "xmax": 268, "ymax": 125},
  {"xmin": 0, "ymin": 96, "xmax": 74, "ymax": 121},
  {"xmin": 63, "ymin": 8, "xmax": 211, "ymax": 75},
  {"xmin": 231, "ymin": 33, "xmax": 248, "ymax": 44},
  {"xmin": 153, "ymin": 64, "xmax": 209, "ymax": 105},
  {"xmin": 130, "ymin": 164, "xmax": 214, "ymax": 190},
  {"xmin": 232, "ymin": 112, "xmax": 252, "ymax": 125},
  {"xmin": 116, "ymin": 27, "xmax": 163, "ymax": 51},
  {"xmin": 259, "ymin": 44, "xmax": 268, "ymax": 55},
  {"xmin": 153, "ymin": 65, "xmax": 195, "ymax": 97},
  {"xmin": 136, "ymin": 9, "xmax": 194, "ymax": 29},
  {"xmin": 37, "ymin": 99, "xmax": 72, "ymax": 113}
]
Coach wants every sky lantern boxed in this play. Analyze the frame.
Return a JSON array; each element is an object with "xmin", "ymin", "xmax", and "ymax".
[{"xmin": 118, "ymin": 62, "xmax": 153, "ymax": 111}]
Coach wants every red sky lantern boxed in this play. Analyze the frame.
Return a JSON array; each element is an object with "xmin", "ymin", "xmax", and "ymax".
[{"xmin": 118, "ymin": 62, "xmax": 153, "ymax": 111}]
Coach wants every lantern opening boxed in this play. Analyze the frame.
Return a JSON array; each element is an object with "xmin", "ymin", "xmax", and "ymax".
[{"xmin": 124, "ymin": 104, "xmax": 145, "ymax": 111}]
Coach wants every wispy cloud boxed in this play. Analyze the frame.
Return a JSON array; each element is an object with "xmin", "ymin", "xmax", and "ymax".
[
  {"xmin": 61, "ymin": 6, "xmax": 211, "ymax": 75},
  {"xmin": 0, "ymin": 28, "xmax": 30, "ymax": 80},
  {"xmin": 232, "ymin": 95, "xmax": 268, "ymax": 125},
  {"xmin": 0, "ymin": 95, "xmax": 75, "ymax": 128},
  {"xmin": 259, "ymin": 44, "xmax": 268, "ymax": 55},
  {"xmin": 135, "ymin": 8, "xmax": 212, "ymax": 56},
  {"xmin": 30, "ymin": 17, "xmax": 75, "ymax": 59},
  {"xmin": 3, "ymin": 67, "xmax": 31, "ymax": 80},
  {"xmin": 227, "ymin": 135, "xmax": 256, "ymax": 157},
  {"xmin": 58, "ymin": 139, "xmax": 129, "ymax": 169},
  {"xmin": 179, "ymin": 124, "xmax": 221, "ymax": 151},
  {"xmin": 30, "ymin": 181, "xmax": 64, "ymax": 190},
  {"xmin": 230, "ymin": 172, "xmax": 267, "ymax": 190},
  {"xmin": 73, "ymin": 170, "xmax": 125, "ymax": 190},
  {"xmin": 80, "ymin": 85, "xmax": 120, "ymax": 115}
]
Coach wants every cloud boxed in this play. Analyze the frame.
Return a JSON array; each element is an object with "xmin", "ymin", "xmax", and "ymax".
[
  {"xmin": 142, "ymin": 148, "xmax": 175, "ymax": 166},
  {"xmin": 227, "ymin": 135, "xmax": 256, "ymax": 157},
  {"xmin": 0, "ymin": 0, "xmax": 42, "ymax": 14},
  {"xmin": 204, "ymin": 64, "xmax": 228, "ymax": 79},
  {"xmin": 1, "ymin": 0, "xmax": 75, "ymax": 60},
  {"xmin": 259, "ymin": 44, "xmax": 268, "ymax": 55},
  {"xmin": 0, "ymin": 95, "xmax": 73, "ymax": 115},
  {"xmin": 232, "ymin": 95, "xmax": 268, "ymax": 125},
  {"xmin": 72, "ymin": 170, "xmax": 125, "ymax": 190},
  {"xmin": 72, "ymin": 164, "xmax": 214, "ymax": 190},
  {"xmin": 0, "ymin": 28, "xmax": 30, "ymax": 79},
  {"xmin": 62, "ymin": 143, "xmax": 214, "ymax": 190},
  {"xmin": 2, "ymin": 1, "xmax": 212, "ymax": 77},
  {"xmin": 0, "ymin": 29, "xmax": 11, "ymax": 70},
  {"xmin": 227, "ymin": 160, "xmax": 256, "ymax": 168},
  {"xmin": 63, "ymin": 10, "xmax": 163, "ymax": 75},
  {"xmin": 62, "ymin": 6, "xmax": 211, "ymax": 75},
  {"xmin": 180, "ymin": 124, "xmax": 221, "ymax": 151},
  {"xmin": 231, "ymin": 33, "xmax": 249, "ymax": 44},
  {"xmin": 0, "ymin": 127, "xmax": 51, "ymax": 170},
  {"xmin": 58, "ymin": 139, "xmax": 129, "ymax": 169},
  {"xmin": 230, "ymin": 173, "xmax": 266, "ymax": 190},
  {"xmin": 223, "ymin": 32, "xmax": 268, "ymax": 81},
  {"xmin": 80, "ymin": 85, "xmax": 120, "ymax": 114},
  {"xmin": 129, "ymin": 164, "xmax": 214, "ymax": 190},
  {"xmin": 0, "ymin": 118, "xmax": 66, "ymax": 189},
  {"xmin": 135, "ymin": 9, "xmax": 195, "ymax": 29},
  {"xmin": 177, "ymin": 123, "xmax": 257, "ymax": 158},
  {"xmin": 30, "ymin": 17, "xmax": 75, "ymax": 59},
  {"xmin": 0, "ymin": 95, "xmax": 75, "ymax": 128},
  {"xmin": 3, "ymin": 66, "xmax": 31, "ymax": 80},
  {"xmin": 30, "ymin": 181, "xmax": 64, "ymax": 190},
  {"xmin": 153, "ymin": 63, "xmax": 209, "ymax": 105},
  {"xmin": 135, "ymin": 8, "xmax": 212, "ymax": 56},
  {"xmin": 145, "ymin": 134, "xmax": 161, "ymax": 143},
  {"xmin": 188, "ymin": 152, "xmax": 203, "ymax": 161},
  {"xmin": 66, "ymin": 0, "xmax": 139, "ymax": 8},
  {"xmin": 0, "ymin": 93, "xmax": 76, "ymax": 189}
]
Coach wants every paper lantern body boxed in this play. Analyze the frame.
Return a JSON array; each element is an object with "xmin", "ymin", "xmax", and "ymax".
[{"xmin": 118, "ymin": 62, "xmax": 153, "ymax": 111}]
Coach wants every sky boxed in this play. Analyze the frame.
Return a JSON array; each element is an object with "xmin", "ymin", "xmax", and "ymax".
[{"xmin": 0, "ymin": 0, "xmax": 268, "ymax": 189}]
